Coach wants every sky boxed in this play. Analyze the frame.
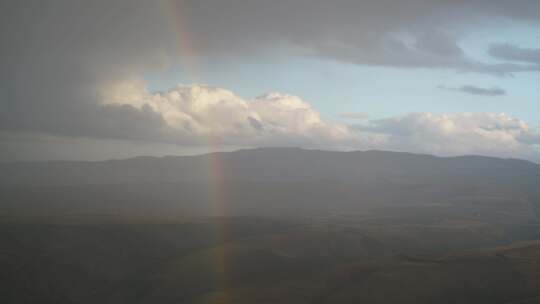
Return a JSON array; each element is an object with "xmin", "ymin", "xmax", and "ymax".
[{"xmin": 1, "ymin": 0, "xmax": 540, "ymax": 161}]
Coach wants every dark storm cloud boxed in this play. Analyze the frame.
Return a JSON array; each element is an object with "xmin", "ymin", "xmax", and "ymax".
[
  {"xmin": 1, "ymin": 0, "xmax": 540, "ymax": 144},
  {"xmin": 0, "ymin": 0, "xmax": 182, "ymax": 141},
  {"xmin": 489, "ymin": 43, "xmax": 540, "ymax": 65},
  {"xmin": 438, "ymin": 85, "xmax": 506, "ymax": 96},
  {"xmin": 175, "ymin": 0, "xmax": 540, "ymax": 74}
]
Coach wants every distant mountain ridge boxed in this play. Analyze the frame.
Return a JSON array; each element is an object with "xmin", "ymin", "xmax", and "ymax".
[
  {"xmin": 1, "ymin": 147, "xmax": 540, "ymax": 220},
  {"xmin": 1, "ymin": 147, "xmax": 539, "ymax": 187}
]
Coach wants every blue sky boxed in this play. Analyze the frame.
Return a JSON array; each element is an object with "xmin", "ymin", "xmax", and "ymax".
[{"xmin": 145, "ymin": 22, "xmax": 540, "ymax": 127}]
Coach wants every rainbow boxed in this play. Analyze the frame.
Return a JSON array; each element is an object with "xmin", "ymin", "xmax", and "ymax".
[
  {"xmin": 160, "ymin": 1, "xmax": 234, "ymax": 300},
  {"xmin": 209, "ymin": 147, "xmax": 233, "ymax": 303},
  {"xmin": 163, "ymin": 0, "xmax": 201, "ymax": 81}
]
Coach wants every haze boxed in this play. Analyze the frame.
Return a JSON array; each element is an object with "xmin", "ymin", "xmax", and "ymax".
[{"xmin": 1, "ymin": 1, "xmax": 540, "ymax": 303}]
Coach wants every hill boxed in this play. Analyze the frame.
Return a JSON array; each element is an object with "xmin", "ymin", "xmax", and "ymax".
[{"xmin": 2, "ymin": 148, "xmax": 540, "ymax": 303}]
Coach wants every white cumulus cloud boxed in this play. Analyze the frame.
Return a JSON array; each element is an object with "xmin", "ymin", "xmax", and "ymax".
[
  {"xmin": 102, "ymin": 81, "xmax": 356, "ymax": 147},
  {"xmin": 102, "ymin": 82, "xmax": 540, "ymax": 161},
  {"xmin": 357, "ymin": 112, "xmax": 540, "ymax": 161}
]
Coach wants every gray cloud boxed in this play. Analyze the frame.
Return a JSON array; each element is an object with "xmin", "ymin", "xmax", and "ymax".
[
  {"xmin": 438, "ymin": 85, "xmax": 506, "ymax": 96},
  {"xmin": 0, "ymin": 1, "xmax": 177, "ymax": 142},
  {"xmin": 173, "ymin": 0, "xmax": 540, "ymax": 74},
  {"xmin": 489, "ymin": 43, "xmax": 540, "ymax": 65}
]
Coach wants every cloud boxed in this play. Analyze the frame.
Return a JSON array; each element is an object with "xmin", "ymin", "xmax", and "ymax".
[
  {"xmin": 0, "ymin": 1, "xmax": 176, "ymax": 141},
  {"xmin": 102, "ymin": 82, "xmax": 356, "ymax": 147},
  {"xmin": 4, "ymin": 73, "xmax": 540, "ymax": 161},
  {"xmin": 87, "ymin": 82, "xmax": 540, "ymax": 161},
  {"xmin": 438, "ymin": 85, "xmax": 506, "ymax": 96},
  {"xmin": 164, "ymin": 0, "xmax": 540, "ymax": 74},
  {"xmin": 489, "ymin": 43, "xmax": 540, "ymax": 65},
  {"xmin": 1, "ymin": 1, "xmax": 540, "ymax": 161},
  {"xmin": 355, "ymin": 112, "xmax": 540, "ymax": 161}
]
